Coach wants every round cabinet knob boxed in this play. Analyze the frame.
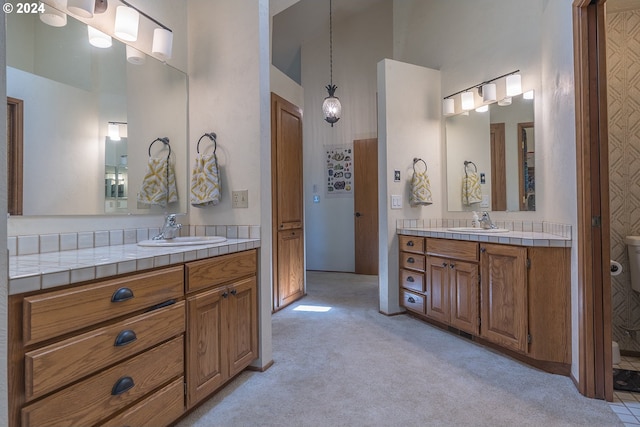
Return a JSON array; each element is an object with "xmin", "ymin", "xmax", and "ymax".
[
  {"xmin": 355, "ymin": 212, "xmax": 362, "ymax": 217},
  {"xmin": 407, "ymin": 276, "xmax": 415, "ymax": 283},
  {"xmin": 407, "ymin": 241, "xmax": 414, "ymax": 247},
  {"xmin": 450, "ymin": 264, "xmax": 455, "ymax": 269},
  {"xmin": 407, "ymin": 296, "xmax": 416, "ymax": 303},
  {"xmin": 407, "ymin": 257, "xmax": 415, "ymax": 264},
  {"xmin": 442, "ymin": 262, "xmax": 448, "ymax": 267}
]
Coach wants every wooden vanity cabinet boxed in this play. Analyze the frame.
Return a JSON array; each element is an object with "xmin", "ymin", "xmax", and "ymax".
[
  {"xmin": 399, "ymin": 235, "xmax": 426, "ymax": 315},
  {"xmin": 185, "ymin": 249, "xmax": 258, "ymax": 409}
]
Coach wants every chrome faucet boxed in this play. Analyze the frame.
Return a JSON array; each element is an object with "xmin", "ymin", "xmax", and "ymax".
[
  {"xmin": 479, "ymin": 211, "xmax": 497, "ymax": 230},
  {"xmin": 153, "ymin": 214, "xmax": 182, "ymax": 240}
]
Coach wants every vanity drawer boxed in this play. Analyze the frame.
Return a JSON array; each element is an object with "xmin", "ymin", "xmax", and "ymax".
[
  {"xmin": 401, "ymin": 290, "xmax": 425, "ymax": 314},
  {"xmin": 25, "ymin": 301, "xmax": 185, "ymax": 401},
  {"xmin": 400, "ymin": 252, "xmax": 425, "ymax": 272},
  {"xmin": 99, "ymin": 376, "xmax": 185, "ymax": 427},
  {"xmin": 186, "ymin": 249, "xmax": 257, "ymax": 293},
  {"xmin": 21, "ymin": 336, "xmax": 184, "ymax": 427},
  {"xmin": 426, "ymin": 238, "xmax": 478, "ymax": 262},
  {"xmin": 399, "ymin": 235, "xmax": 424, "ymax": 254},
  {"xmin": 23, "ymin": 266, "xmax": 184, "ymax": 346},
  {"xmin": 401, "ymin": 269, "xmax": 424, "ymax": 293}
]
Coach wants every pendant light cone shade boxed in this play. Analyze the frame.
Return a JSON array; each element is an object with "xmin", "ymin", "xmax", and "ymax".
[
  {"xmin": 126, "ymin": 45, "xmax": 146, "ymax": 65},
  {"xmin": 114, "ymin": 6, "xmax": 139, "ymax": 42},
  {"xmin": 443, "ymin": 98, "xmax": 455, "ymax": 115},
  {"xmin": 461, "ymin": 91, "xmax": 475, "ymax": 111},
  {"xmin": 322, "ymin": 85, "xmax": 341, "ymax": 126},
  {"xmin": 108, "ymin": 123, "xmax": 121, "ymax": 141},
  {"xmin": 482, "ymin": 83, "xmax": 497, "ymax": 103},
  {"xmin": 67, "ymin": 0, "xmax": 94, "ymax": 17},
  {"xmin": 506, "ymin": 74, "xmax": 522, "ymax": 96},
  {"xmin": 88, "ymin": 26, "xmax": 112, "ymax": 48},
  {"xmin": 40, "ymin": 1, "xmax": 67, "ymax": 27},
  {"xmin": 152, "ymin": 28, "xmax": 173, "ymax": 60}
]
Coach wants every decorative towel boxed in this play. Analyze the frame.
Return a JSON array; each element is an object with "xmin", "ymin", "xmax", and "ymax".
[
  {"xmin": 190, "ymin": 153, "xmax": 221, "ymax": 207},
  {"xmin": 410, "ymin": 171, "xmax": 433, "ymax": 206},
  {"xmin": 137, "ymin": 156, "xmax": 178, "ymax": 207},
  {"xmin": 462, "ymin": 170, "xmax": 482, "ymax": 205}
]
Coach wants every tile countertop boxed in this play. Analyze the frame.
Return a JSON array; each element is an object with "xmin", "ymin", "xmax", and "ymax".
[
  {"xmin": 9, "ymin": 238, "xmax": 261, "ymax": 296},
  {"xmin": 398, "ymin": 227, "xmax": 572, "ymax": 248}
]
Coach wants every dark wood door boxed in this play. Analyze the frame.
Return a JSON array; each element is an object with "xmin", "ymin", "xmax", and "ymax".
[
  {"xmin": 490, "ymin": 123, "xmax": 506, "ymax": 211},
  {"xmin": 354, "ymin": 138, "xmax": 378, "ymax": 275},
  {"xmin": 271, "ymin": 93, "xmax": 304, "ymax": 311}
]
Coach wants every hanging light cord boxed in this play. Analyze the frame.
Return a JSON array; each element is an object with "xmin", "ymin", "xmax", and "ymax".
[{"xmin": 329, "ymin": 0, "xmax": 333, "ymax": 86}]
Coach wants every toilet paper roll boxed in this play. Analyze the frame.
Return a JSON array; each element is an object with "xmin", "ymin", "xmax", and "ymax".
[{"xmin": 611, "ymin": 260, "xmax": 623, "ymax": 276}]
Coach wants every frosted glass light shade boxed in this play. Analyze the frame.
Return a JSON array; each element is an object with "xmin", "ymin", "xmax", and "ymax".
[
  {"xmin": 506, "ymin": 74, "xmax": 522, "ymax": 96},
  {"xmin": 523, "ymin": 90, "xmax": 534, "ymax": 100},
  {"xmin": 498, "ymin": 97, "xmax": 512, "ymax": 106},
  {"xmin": 152, "ymin": 28, "xmax": 173, "ymax": 60},
  {"xmin": 40, "ymin": 1, "xmax": 68, "ymax": 27},
  {"xmin": 461, "ymin": 91, "xmax": 475, "ymax": 111},
  {"xmin": 114, "ymin": 6, "xmax": 139, "ymax": 42},
  {"xmin": 88, "ymin": 26, "xmax": 112, "ymax": 48},
  {"xmin": 322, "ymin": 96, "xmax": 342, "ymax": 125},
  {"xmin": 67, "ymin": 0, "xmax": 94, "ymax": 17},
  {"xmin": 126, "ymin": 45, "xmax": 146, "ymax": 65},
  {"xmin": 443, "ymin": 98, "xmax": 455, "ymax": 115},
  {"xmin": 482, "ymin": 83, "xmax": 497, "ymax": 103},
  {"xmin": 108, "ymin": 123, "xmax": 121, "ymax": 141},
  {"xmin": 475, "ymin": 105, "xmax": 489, "ymax": 113}
]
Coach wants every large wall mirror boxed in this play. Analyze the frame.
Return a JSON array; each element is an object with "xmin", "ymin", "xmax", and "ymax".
[
  {"xmin": 446, "ymin": 93, "xmax": 535, "ymax": 212},
  {"xmin": 5, "ymin": 4, "xmax": 188, "ymax": 216}
]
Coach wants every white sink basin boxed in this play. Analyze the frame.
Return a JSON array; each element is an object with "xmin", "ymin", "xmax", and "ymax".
[
  {"xmin": 447, "ymin": 227, "xmax": 510, "ymax": 233},
  {"xmin": 138, "ymin": 236, "xmax": 228, "ymax": 247}
]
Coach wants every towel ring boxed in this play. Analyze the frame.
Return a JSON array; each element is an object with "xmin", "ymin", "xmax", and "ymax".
[
  {"xmin": 413, "ymin": 158, "xmax": 427, "ymax": 173},
  {"xmin": 148, "ymin": 137, "xmax": 171, "ymax": 157},
  {"xmin": 464, "ymin": 160, "xmax": 477, "ymax": 172},
  {"xmin": 196, "ymin": 132, "xmax": 217, "ymax": 154}
]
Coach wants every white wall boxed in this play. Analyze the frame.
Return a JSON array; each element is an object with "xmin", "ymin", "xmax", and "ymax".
[
  {"xmin": 0, "ymin": 12, "xmax": 8, "ymax": 427},
  {"xmin": 270, "ymin": 65, "xmax": 303, "ymax": 108},
  {"xmin": 187, "ymin": 0, "xmax": 272, "ymax": 370},
  {"xmin": 302, "ymin": 1, "xmax": 392, "ymax": 272},
  {"xmin": 378, "ymin": 59, "xmax": 441, "ymax": 314}
]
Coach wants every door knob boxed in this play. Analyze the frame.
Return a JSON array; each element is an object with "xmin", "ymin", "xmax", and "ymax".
[{"xmin": 354, "ymin": 212, "xmax": 362, "ymax": 217}]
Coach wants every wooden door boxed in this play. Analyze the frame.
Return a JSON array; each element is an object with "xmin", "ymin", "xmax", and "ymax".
[
  {"xmin": 518, "ymin": 122, "xmax": 535, "ymax": 211},
  {"xmin": 186, "ymin": 287, "xmax": 227, "ymax": 409},
  {"xmin": 490, "ymin": 123, "xmax": 506, "ymax": 211},
  {"xmin": 449, "ymin": 261, "xmax": 479, "ymax": 335},
  {"xmin": 226, "ymin": 277, "xmax": 258, "ymax": 377},
  {"xmin": 479, "ymin": 243, "xmax": 527, "ymax": 353},
  {"xmin": 425, "ymin": 257, "xmax": 450, "ymax": 324},
  {"xmin": 271, "ymin": 93, "xmax": 304, "ymax": 311},
  {"xmin": 354, "ymin": 138, "xmax": 379, "ymax": 275}
]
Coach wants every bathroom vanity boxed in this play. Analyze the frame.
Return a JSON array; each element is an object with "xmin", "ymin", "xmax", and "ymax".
[
  {"xmin": 8, "ymin": 240, "xmax": 259, "ymax": 427},
  {"xmin": 398, "ymin": 228, "xmax": 571, "ymax": 375}
]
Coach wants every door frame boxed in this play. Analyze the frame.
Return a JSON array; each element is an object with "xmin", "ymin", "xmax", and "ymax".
[{"xmin": 573, "ymin": 0, "xmax": 612, "ymax": 400}]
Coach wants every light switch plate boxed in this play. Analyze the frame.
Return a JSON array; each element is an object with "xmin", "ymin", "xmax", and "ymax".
[
  {"xmin": 394, "ymin": 170, "xmax": 401, "ymax": 182},
  {"xmin": 232, "ymin": 190, "xmax": 249, "ymax": 208},
  {"xmin": 391, "ymin": 194, "xmax": 402, "ymax": 209}
]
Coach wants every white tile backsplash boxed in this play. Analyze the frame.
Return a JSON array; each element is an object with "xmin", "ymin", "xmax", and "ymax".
[{"xmin": 40, "ymin": 234, "xmax": 59, "ymax": 253}]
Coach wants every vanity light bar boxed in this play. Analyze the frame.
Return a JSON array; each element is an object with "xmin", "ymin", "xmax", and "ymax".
[
  {"xmin": 442, "ymin": 69, "xmax": 521, "ymax": 114},
  {"xmin": 120, "ymin": 0, "xmax": 171, "ymax": 32}
]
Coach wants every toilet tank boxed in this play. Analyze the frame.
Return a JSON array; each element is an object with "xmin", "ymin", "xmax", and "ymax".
[{"xmin": 625, "ymin": 236, "xmax": 640, "ymax": 292}]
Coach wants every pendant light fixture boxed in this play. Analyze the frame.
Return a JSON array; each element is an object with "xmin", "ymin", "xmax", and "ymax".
[{"xmin": 322, "ymin": 0, "xmax": 341, "ymax": 127}]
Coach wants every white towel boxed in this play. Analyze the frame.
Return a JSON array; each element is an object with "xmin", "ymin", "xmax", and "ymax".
[
  {"xmin": 462, "ymin": 171, "xmax": 482, "ymax": 205},
  {"xmin": 137, "ymin": 156, "xmax": 178, "ymax": 207},
  {"xmin": 190, "ymin": 153, "xmax": 221, "ymax": 207},
  {"xmin": 410, "ymin": 170, "xmax": 433, "ymax": 206}
]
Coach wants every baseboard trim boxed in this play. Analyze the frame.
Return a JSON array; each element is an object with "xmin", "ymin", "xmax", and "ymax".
[{"xmin": 247, "ymin": 359, "xmax": 274, "ymax": 372}]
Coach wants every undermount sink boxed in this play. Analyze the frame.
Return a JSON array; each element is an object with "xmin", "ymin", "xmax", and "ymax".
[
  {"xmin": 137, "ymin": 236, "xmax": 228, "ymax": 247},
  {"xmin": 447, "ymin": 227, "xmax": 510, "ymax": 233}
]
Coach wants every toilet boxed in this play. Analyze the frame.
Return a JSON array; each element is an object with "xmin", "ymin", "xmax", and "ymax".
[{"xmin": 625, "ymin": 236, "xmax": 640, "ymax": 294}]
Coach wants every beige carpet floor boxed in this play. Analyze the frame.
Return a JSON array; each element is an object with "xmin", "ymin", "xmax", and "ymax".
[{"xmin": 176, "ymin": 271, "xmax": 622, "ymax": 427}]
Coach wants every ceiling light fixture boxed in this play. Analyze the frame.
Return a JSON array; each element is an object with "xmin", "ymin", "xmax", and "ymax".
[
  {"xmin": 67, "ymin": 0, "xmax": 94, "ymax": 18},
  {"xmin": 118, "ymin": 0, "xmax": 173, "ymax": 61},
  {"xmin": 322, "ymin": 0, "xmax": 341, "ymax": 127},
  {"xmin": 442, "ymin": 69, "xmax": 521, "ymax": 116},
  {"xmin": 114, "ymin": 5, "xmax": 140, "ymax": 42},
  {"xmin": 126, "ymin": 45, "xmax": 146, "ymax": 65},
  {"xmin": 39, "ymin": 0, "xmax": 68, "ymax": 27},
  {"xmin": 88, "ymin": 25, "xmax": 112, "ymax": 48}
]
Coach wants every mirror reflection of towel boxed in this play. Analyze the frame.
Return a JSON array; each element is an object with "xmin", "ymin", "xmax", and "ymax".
[
  {"xmin": 462, "ymin": 171, "xmax": 482, "ymax": 205},
  {"xmin": 137, "ymin": 157, "xmax": 178, "ymax": 207},
  {"xmin": 410, "ymin": 171, "xmax": 433, "ymax": 206},
  {"xmin": 190, "ymin": 153, "xmax": 221, "ymax": 207}
]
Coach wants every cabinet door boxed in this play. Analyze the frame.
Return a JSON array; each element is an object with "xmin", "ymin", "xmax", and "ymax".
[
  {"xmin": 449, "ymin": 261, "xmax": 479, "ymax": 335},
  {"xmin": 186, "ymin": 287, "xmax": 227, "ymax": 409},
  {"xmin": 227, "ymin": 277, "xmax": 258, "ymax": 377},
  {"xmin": 425, "ymin": 257, "xmax": 450, "ymax": 324},
  {"xmin": 275, "ymin": 229, "xmax": 305, "ymax": 309},
  {"xmin": 479, "ymin": 244, "xmax": 527, "ymax": 353}
]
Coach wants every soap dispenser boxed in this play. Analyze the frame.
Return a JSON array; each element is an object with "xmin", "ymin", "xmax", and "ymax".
[{"xmin": 472, "ymin": 211, "xmax": 479, "ymax": 228}]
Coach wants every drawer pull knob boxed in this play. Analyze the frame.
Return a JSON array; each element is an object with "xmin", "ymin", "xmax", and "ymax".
[
  {"xmin": 442, "ymin": 262, "xmax": 448, "ymax": 267},
  {"xmin": 111, "ymin": 287, "xmax": 134, "ymax": 303},
  {"xmin": 111, "ymin": 376, "xmax": 135, "ymax": 396},
  {"xmin": 231, "ymin": 289, "xmax": 237, "ymax": 296},
  {"xmin": 407, "ymin": 241, "xmax": 414, "ymax": 247},
  {"xmin": 114, "ymin": 330, "xmax": 137, "ymax": 347},
  {"xmin": 222, "ymin": 291, "xmax": 229, "ymax": 298},
  {"xmin": 450, "ymin": 264, "xmax": 455, "ymax": 269},
  {"xmin": 406, "ymin": 276, "xmax": 415, "ymax": 283},
  {"xmin": 407, "ymin": 296, "xmax": 416, "ymax": 303},
  {"xmin": 407, "ymin": 257, "xmax": 415, "ymax": 263}
]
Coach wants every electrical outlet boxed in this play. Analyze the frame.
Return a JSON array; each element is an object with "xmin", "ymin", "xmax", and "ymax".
[{"xmin": 232, "ymin": 190, "xmax": 249, "ymax": 208}]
